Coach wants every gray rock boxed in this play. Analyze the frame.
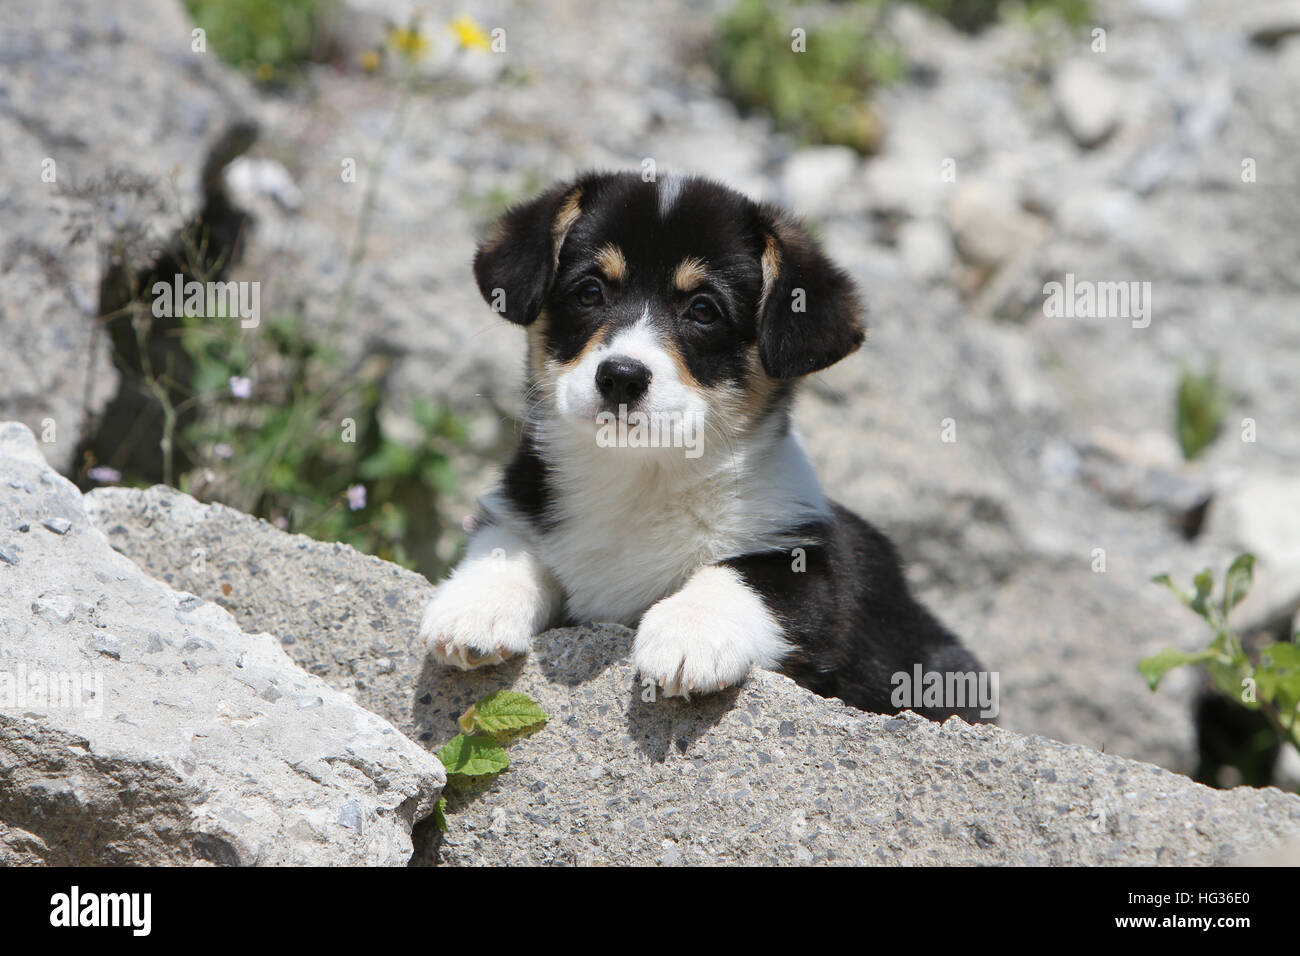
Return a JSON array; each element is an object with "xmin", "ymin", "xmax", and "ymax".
[
  {"xmin": 1137, "ymin": 0, "xmax": 1193, "ymax": 18},
  {"xmin": 1078, "ymin": 428, "xmax": 1214, "ymax": 533},
  {"xmin": 778, "ymin": 147, "xmax": 862, "ymax": 220},
  {"xmin": 84, "ymin": 482, "xmax": 1300, "ymax": 865},
  {"xmin": 0, "ymin": 0, "xmax": 259, "ymax": 471},
  {"xmin": 897, "ymin": 219, "xmax": 955, "ymax": 282},
  {"xmin": 946, "ymin": 180, "xmax": 1046, "ymax": 270},
  {"xmin": 419, "ymin": 634, "xmax": 1299, "ymax": 866},
  {"xmin": 1246, "ymin": 2, "xmax": 1300, "ymax": 47},
  {"xmin": 1203, "ymin": 473, "xmax": 1300, "ymax": 635},
  {"xmin": 84, "ymin": 484, "xmax": 435, "ymax": 732},
  {"xmin": 951, "ymin": 559, "xmax": 1205, "ymax": 774},
  {"xmin": 1053, "ymin": 59, "xmax": 1123, "ymax": 149},
  {"xmin": 0, "ymin": 423, "xmax": 443, "ymax": 865},
  {"xmin": 863, "ymin": 154, "xmax": 955, "ymax": 221}
]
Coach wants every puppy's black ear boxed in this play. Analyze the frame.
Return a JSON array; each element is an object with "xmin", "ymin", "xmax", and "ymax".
[
  {"xmin": 473, "ymin": 182, "xmax": 584, "ymax": 325},
  {"xmin": 755, "ymin": 208, "xmax": 865, "ymax": 379}
]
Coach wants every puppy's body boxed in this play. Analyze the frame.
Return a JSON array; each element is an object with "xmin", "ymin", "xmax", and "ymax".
[
  {"xmin": 497, "ymin": 409, "xmax": 820, "ymax": 626},
  {"xmin": 421, "ymin": 171, "xmax": 988, "ymax": 722}
]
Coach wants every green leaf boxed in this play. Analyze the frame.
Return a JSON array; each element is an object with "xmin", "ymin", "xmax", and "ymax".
[
  {"xmin": 1259, "ymin": 642, "xmax": 1300, "ymax": 714},
  {"xmin": 1190, "ymin": 569, "xmax": 1214, "ymax": 619},
  {"xmin": 1207, "ymin": 658, "xmax": 1247, "ymax": 702},
  {"xmin": 436, "ymin": 733, "xmax": 509, "ymax": 777},
  {"xmin": 422, "ymin": 458, "xmax": 457, "ymax": 497},
  {"xmin": 463, "ymin": 690, "xmax": 549, "ymax": 736},
  {"xmin": 1138, "ymin": 647, "xmax": 1215, "ymax": 691},
  {"xmin": 359, "ymin": 442, "xmax": 417, "ymax": 481},
  {"xmin": 432, "ymin": 797, "xmax": 447, "ymax": 833},
  {"xmin": 1222, "ymin": 554, "xmax": 1255, "ymax": 618},
  {"xmin": 1175, "ymin": 366, "xmax": 1225, "ymax": 461},
  {"xmin": 1261, "ymin": 641, "xmax": 1300, "ymax": 671}
]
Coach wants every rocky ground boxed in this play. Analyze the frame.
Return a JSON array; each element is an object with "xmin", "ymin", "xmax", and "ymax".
[
  {"xmin": 2, "ymin": 0, "xmax": 1300, "ymax": 863},
  {"xmin": 70, "ymin": 473, "xmax": 1300, "ymax": 864}
]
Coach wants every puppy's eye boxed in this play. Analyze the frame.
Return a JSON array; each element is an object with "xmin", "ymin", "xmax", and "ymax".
[
  {"xmin": 574, "ymin": 280, "xmax": 604, "ymax": 308},
  {"xmin": 688, "ymin": 297, "xmax": 719, "ymax": 326}
]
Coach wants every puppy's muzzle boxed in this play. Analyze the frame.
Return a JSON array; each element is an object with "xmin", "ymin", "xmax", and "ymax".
[{"xmin": 595, "ymin": 356, "xmax": 651, "ymax": 410}]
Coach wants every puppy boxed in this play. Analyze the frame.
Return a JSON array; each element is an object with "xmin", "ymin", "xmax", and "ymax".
[{"xmin": 420, "ymin": 171, "xmax": 989, "ymax": 722}]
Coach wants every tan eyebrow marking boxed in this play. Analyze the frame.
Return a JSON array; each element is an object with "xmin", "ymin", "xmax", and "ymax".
[
  {"xmin": 759, "ymin": 233, "xmax": 781, "ymax": 308},
  {"xmin": 595, "ymin": 243, "xmax": 628, "ymax": 282},
  {"xmin": 551, "ymin": 187, "xmax": 584, "ymax": 267},
  {"xmin": 672, "ymin": 256, "xmax": 709, "ymax": 292}
]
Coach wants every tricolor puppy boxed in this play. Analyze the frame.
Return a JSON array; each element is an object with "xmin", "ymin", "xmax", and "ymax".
[{"xmin": 420, "ymin": 171, "xmax": 988, "ymax": 722}]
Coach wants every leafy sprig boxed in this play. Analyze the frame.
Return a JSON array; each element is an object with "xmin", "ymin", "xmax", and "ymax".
[
  {"xmin": 432, "ymin": 690, "xmax": 549, "ymax": 832},
  {"xmin": 1142, "ymin": 554, "xmax": 1300, "ymax": 757}
]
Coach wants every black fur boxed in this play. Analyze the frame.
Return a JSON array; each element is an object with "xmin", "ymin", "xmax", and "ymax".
[
  {"xmin": 473, "ymin": 181, "xmax": 577, "ymax": 326},
  {"xmin": 755, "ymin": 207, "xmax": 866, "ymax": 379},
  {"xmin": 500, "ymin": 431, "xmax": 557, "ymax": 531},
  {"xmin": 723, "ymin": 504, "xmax": 990, "ymax": 723}
]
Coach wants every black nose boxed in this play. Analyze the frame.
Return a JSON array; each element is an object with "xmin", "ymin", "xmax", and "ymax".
[{"xmin": 595, "ymin": 357, "xmax": 651, "ymax": 408}]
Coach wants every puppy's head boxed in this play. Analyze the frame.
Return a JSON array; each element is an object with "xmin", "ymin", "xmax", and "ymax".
[{"xmin": 473, "ymin": 171, "xmax": 864, "ymax": 451}]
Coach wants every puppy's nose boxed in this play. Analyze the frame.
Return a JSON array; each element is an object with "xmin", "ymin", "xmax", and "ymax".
[{"xmin": 595, "ymin": 356, "xmax": 651, "ymax": 408}]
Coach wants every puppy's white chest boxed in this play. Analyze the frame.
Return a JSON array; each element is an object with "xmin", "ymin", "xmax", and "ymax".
[
  {"xmin": 540, "ymin": 480, "xmax": 730, "ymax": 625},
  {"xmin": 485, "ymin": 426, "xmax": 830, "ymax": 627}
]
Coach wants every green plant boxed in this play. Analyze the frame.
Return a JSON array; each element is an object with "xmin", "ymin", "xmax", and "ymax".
[
  {"xmin": 175, "ymin": 306, "xmax": 464, "ymax": 573},
  {"xmin": 432, "ymin": 691, "xmax": 550, "ymax": 831},
  {"xmin": 184, "ymin": 0, "xmax": 327, "ymax": 82},
  {"xmin": 1176, "ymin": 366, "xmax": 1226, "ymax": 460},
  {"xmin": 713, "ymin": 0, "xmax": 1092, "ymax": 152},
  {"xmin": 716, "ymin": 0, "xmax": 900, "ymax": 154},
  {"xmin": 1142, "ymin": 555, "xmax": 1300, "ymax": 761}
]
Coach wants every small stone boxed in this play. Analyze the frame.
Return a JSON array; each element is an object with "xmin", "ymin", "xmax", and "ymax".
[
  {"xmin": 1247, "ymin": 4, "xmax": 1300, "ymax": 47},
  {"xmin": 42, "ymin": 517, "xmax": 72, "ymax": 535},
  {"xmin": 34, "ymin": 596, "xmax": 76, "ymax": 624},
  {"xmin": 1053, "ymin": 59, "xmax": 1122, "ymax": 149},
  {"xmin": 92, "ymin": 632, "xmax": 122, "ymax": 659},
  {"xmin": 779, "ymin": 146, "xmax": 861, "ymax": 219},
  {"xmin": 897, "ymin": 219, "xmax": 954, "ymax": 281},
  {"xmin": 338, "ymin": 799, "xmax": 363, "ymax": 830},
  {"xmin": 946, "ymin": 180, "xmax": 1045, "ymax": 269}
]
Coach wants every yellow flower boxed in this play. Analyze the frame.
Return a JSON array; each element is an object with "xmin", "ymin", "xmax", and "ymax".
[
  {"xmin": 449, "ymin": 13, "xmax": 492, "ymax": 52},
  {"xmin": 387, "ymin": 24, "xmax": 430, "ymax": 62},
  {"xmin": 359, "ymin": 48, "xmax": 382, "ymax": 73}
]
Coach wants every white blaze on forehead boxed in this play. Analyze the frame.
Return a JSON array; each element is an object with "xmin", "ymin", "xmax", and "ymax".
[{"xmin": 658, "ymin": 173, "xmax": 684, "ymax": 218}]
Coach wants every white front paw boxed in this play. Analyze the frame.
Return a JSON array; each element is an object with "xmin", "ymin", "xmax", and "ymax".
[
  {"xmin": 634, "ymin": 600, "xmax": 754, "ymax": 698},
  {"xmin": 420, "ymin": 549, "xmax": 556, "ymax": 670},
  {"xmin": 634, "ymin": 566, "xmax": 788, "ymax": 698}
]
